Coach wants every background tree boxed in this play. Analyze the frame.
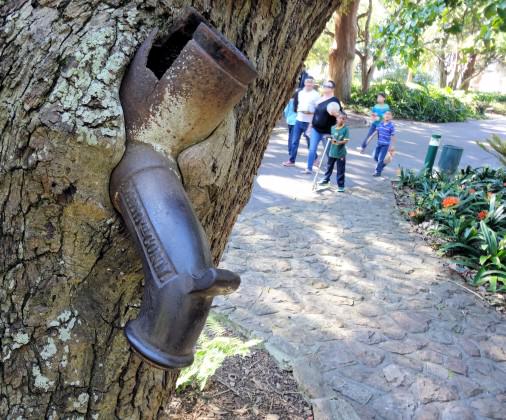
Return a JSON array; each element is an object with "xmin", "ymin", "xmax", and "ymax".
[
  {"xmin": 306, "ymin": 23, "xmax": 334, "ymax": 79},
  {"xmin": 329, "ymin": 0, "xmax": 360, "ymax": 101},
  {"xmin": 379, "ymin": 0, "xmax": 506, "ymax": 90},
  {"xmin": 0, "ymin": 1, "xmax": 341, "ymax": 418},
  {"xmin": 355, "ymin": 0, "xmax": 382, "ymax": 93}
]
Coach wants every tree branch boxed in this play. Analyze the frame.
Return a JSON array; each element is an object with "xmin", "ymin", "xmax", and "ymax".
[{"xmin": 323, "ymin": 29, "xmax": 335, "ymax": 38}]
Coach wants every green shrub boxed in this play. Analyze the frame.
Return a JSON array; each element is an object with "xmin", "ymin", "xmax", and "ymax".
[
  {"xmin": 460, "ymin": 92, "xmax": 506, "ymax": 115},
  {"xmin": 176, "ymin": 314, "xmax": 260, "ymax": 392},
  {"xmin": 476, "ymin": 134, "xmax": 506, "ymax": 166},
  {"xmin": 349, "ymin": 81, "xmax": 475, "ymax": 122},
  {"xmin": 399, "ymin": 167, "xmax": 506, "ymax": 291},
  {"xmin": 471, "ymin": 92, "xmax": 506, "ymax": 104}
]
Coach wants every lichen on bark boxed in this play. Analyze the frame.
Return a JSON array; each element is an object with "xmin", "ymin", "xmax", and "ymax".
[{"xmin": 0, "ymin": 0, "xmax": 341, "ymax": 418}]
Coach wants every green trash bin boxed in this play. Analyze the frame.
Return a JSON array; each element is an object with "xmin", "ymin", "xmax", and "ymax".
[{"xmin": 438, "ymin": 144, "xmax": 463, "ymax": 175}]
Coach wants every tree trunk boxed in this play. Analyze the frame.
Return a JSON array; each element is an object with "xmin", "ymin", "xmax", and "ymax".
[
  {"xmin": 357, "ymin": 0, "xmax": 373, "ymax": 93},
  {"xmin": 406, "ymin": 69, "xmax": 413, "ymax": 83},
  {"xmin": 438, "ymin": 58, "xmax": 448, "ymax": 88},
  {"xmin": 328, "ymin": 1, "xmax": 359, "ymax": 102},
  {"xmin": 438, "ymin": 35, "xmax": 449, "ymax": 88},
  {"xmin": 0, "ymin": 1, "xmax": 341, "ymax": 418},
  {"xmin": 459, "ymin": 52, "xmax": 477, "ymax": 91}
]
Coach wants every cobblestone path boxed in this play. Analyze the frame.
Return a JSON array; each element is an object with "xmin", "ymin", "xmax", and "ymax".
[{"xmin": 216, "ymin": 179, "xmax": 506, "ymax": 419}]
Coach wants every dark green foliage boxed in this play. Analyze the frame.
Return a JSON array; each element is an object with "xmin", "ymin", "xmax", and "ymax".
[
  {"xmin": 399, "ymin": 166, "xmax": 506, "ymax": 291},
  {"xmin": 470, "ymin": 92, "xmax": 506, "ymax": 115},
  {"xmin": 176, "ymin": 314, "xmax": 259, "ymax": 391},
  {"xmin": 349, "ymin": 81, "xmax": 475, "ymax": 122},
  {"xmin": 476, "ymin": 134, "xmax": 506, "ymax": 166}
]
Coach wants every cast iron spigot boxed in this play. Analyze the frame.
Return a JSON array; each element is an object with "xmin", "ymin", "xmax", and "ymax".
[{"xmin": 110, "ymin": 8, "xmax": 256, "ymax": 369}]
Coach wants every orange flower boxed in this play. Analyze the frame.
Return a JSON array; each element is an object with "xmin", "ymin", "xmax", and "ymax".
[
  {"xmin": 442, "ymin": 196, "xmax": 460, "ymax": 208},
  {"xmin": 478, "ymin": 210, "xmax": 488, "ymax": 220},
  {"xmin": 487, "ymin": 192, "xmax": 494, "ymax": 199},
  {"xmin": 468, "ymin": 188, "xmax": 476, "ymax": 194},
  {"xmin": 408, "ymin": 211, "xmax": 417, "ymax": 218}
]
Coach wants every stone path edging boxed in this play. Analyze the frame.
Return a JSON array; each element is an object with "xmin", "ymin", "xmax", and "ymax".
[{"xmin": 216, "ymin": 179, "xmax": 506, "ymax": 419}]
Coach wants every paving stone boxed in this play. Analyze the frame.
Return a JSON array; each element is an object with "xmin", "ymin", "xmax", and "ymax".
[
  {"xmin": 427, "ymin": 328, "xmax": 454, "ymax": 345},
  {"xmin": 354, "ymin": 346, "xmax": 385, "ymax": 368},
  {"xmin": 217, "ymin": 165, "xmax": 506, "ymax": 419},
  {"xmin": 415, "ymin": 349, "xmax": 445, "ymax": 365},
  {"xmin": 391, "ymin": 353, "xmax": 425, "ymax": 372},
  {"xmin": 370, "ymin": 390, "xmax": 417, "ymax": 420},
  {"xmin": 449, "ymin": 376, "xmax": 483, "ymax": 398},
  {"xmin": 441, "ymin": 404, "xmax": 476, "ymax": 420},
  {"xmin": 355, "ymin": 330, "xmax": 385, "ymax": 345},
  {"xmin": 470, "ymin": 397, "xmax": 505, "ymax": 419},
  {"xmin": 264, "ymin": 335, "xmax": 297, "ymax": 370},
  {"xmin": 413, "ymin": 403, "xmax": 442, "ymax": 420},
  {"xmin": 443, "ymin": 356, "xmax": 468, "ymax": 376},
  {"xmin": 383, "ymin": 325, "xmax": 408, "ymax": 340},
  {"xmin": 381, "ymin": 339, "xmax": 427, "ymax": 355},
  {"xmin": 459, "ymin": 338, "xmax": 481, "ymax": 357},
  {"xmin": 311, "ymin": 280, "xmax": 329, "ymax": 289},
  {"xmin": 317, "ymin": 344, "xmax": 356, "ymax": 369},
  {"xmin": 427, "ymin": 342, "xmax": 462, "ymax": 359},
  {"xmin": 423, "ymin": 362, "xmax": 450, "ymax": 380},
  {"xmin": 248, "ymin": 258, "xmax": 291, "ymax": 273},
  {"xmin": 311, "ymin": 397, "xmax": 360, "ymax": 420},
  {"xmin": 410, "ymin": 377, "xmax": 458, "ymax": 403},
  {"xmin": 331, "ymin": 364, "xmax": 391, "ymax": 393},
  {"xmin": 251, "ymin": 303, "xmax": 279, "ymax": 316},
  {"xmin": 292, "ymin": 357, "xmax": 333, "ymax": 399},
  {"xmin": 480, "ymin": 335, "xmax": 506, "ymax": 362},
  {"xmin": 356, "ymin": 303, "xmax": 384, "ymax": 317},
  {"xmin": 383, "ymin": 364, "xmax": 412, "ymax": 387},
  {"xmin": 330, "ymin": 377, "xmax": 375, "ymax": 405}
]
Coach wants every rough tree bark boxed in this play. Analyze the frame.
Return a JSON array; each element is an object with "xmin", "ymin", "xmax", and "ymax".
[
  {"xmin": 437, "ymin": 35, "xmax": 450, "ymax": 88},
  {"xmin": 355, "ymin": 0, "xmax": 375, "ymax": 93},
  {"xmin": 459, "ymin": 53, "xmax": 477, "ymax": 91},
  {"xmin": 328, "ymin": 0, "xmax": 359, "ymax": 102},
  {"xmin": 0, "ymin": 0, "xmax": 341, "ymax": 418}
]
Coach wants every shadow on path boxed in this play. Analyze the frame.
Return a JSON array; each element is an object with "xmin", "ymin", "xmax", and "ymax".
[{"xmin": 216, "ymin": 120, "xmax": 506, "ymax": 419}]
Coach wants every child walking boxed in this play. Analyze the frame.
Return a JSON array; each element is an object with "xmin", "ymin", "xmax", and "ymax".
[
  {"xmin": 359, "ymin": 92, "xmax": 390, "ymax": 153},
  {"xmin": 318, "ymin": 111, "xmax": 350, "ymax": 192},
  {"xmin": 373, "ymin": 110, "xmax": 396, "ymax": 177},
  {"xmin": 283, "ymin": 94, "xmax": 297, "ymax": 155}
]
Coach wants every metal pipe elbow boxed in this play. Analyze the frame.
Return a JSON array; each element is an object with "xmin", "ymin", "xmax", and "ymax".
[{"xmin": 110, "ymin": 8, "xmax": 256, "ymax": 369}]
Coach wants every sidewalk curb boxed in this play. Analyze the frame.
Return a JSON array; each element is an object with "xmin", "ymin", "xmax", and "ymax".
[{"xmin": 212, "ymin": 310, "xmax": 361, "ymax": 420}]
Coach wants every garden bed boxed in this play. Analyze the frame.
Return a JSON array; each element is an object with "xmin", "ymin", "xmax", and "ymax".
[
  {"xmin": 163, "ymin": 314, "xmax": 311, "ymax": 419},
  {"xmin": 347, "ymin": 81, "xmax": 506, "ymax": 122},
  {"xmin": 166, "ymin": 348, "xmax": 311, "ymax": 419},
  {"xmin": 392, "ymin": 166, "xmax": 506, "ymax": 313}
]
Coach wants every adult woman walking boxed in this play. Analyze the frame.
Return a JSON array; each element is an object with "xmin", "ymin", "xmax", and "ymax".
[{"xmin": 302, "ymin": 80, "xmax": 342, "ymax": 174}]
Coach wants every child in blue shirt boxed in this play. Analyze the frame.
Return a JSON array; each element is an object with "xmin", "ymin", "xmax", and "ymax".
[
  {"xmin": 284, "ymin": 96, "xmax": 297, "ymax": 155},
  {"xmin": 373, "ymin": 111, "xmax": 396, "ymax": 177},
  {"xmin": 284, "ymin": 91, "xmax": 310, "ymax": 157},
  {"xmin": 359, "ymin": 93, "xmax": 390, "ymax": 153}
]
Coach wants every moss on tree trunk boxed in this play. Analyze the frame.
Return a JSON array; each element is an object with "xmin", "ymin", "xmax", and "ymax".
[{"xmin": 0, "ymin": 0, "xmax": 341, "ymax": 417}]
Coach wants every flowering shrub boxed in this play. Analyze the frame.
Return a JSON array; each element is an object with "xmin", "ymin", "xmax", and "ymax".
[
  {"xmin": 442, "ymin": 196, "xmax": 460, "ymax": 208},
  {"xmin": 398, "ymin": 167, "xmax": 506, "ymax": 292},
  {"xmin": 478, "ymin": 210, "xmax": 488, "ymax": 220}
]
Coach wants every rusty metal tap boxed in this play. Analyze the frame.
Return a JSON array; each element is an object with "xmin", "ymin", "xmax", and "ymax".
[{"xmin": 110, "ymin": 8, "xmax": 256, "ymax": 370}]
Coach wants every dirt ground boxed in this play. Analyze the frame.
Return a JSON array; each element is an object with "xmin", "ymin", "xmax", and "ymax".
[{"xmin": 165, "ymin": 349, "xmax": 312, "ymax": 419}]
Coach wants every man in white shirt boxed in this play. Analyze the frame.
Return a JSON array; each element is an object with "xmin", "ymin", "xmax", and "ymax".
[{"xmin": 283, "ymin": 76, "xmax": 320, "ymax": 166}]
